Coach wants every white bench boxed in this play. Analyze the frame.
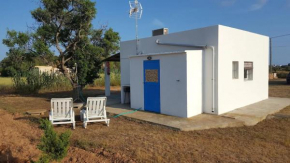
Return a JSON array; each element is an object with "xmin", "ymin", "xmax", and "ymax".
[
  {"xmin": 80, "ymin": 97, "xmax": 110, "ymax": 128},
  {"xmin": 49, "ymin": 98, "xmax": 75, "ymax": 129}
]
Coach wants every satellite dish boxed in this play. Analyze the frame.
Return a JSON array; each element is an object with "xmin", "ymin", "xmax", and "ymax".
[{"xmin": 129, "ymin": 0, "xmax": 143, "ymax": 55}]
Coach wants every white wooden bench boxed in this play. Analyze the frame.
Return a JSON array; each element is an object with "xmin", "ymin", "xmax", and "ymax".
[
  {"xmin": 80, "ymin": 97, "xmax": 110, "ymax": 128},
  {"xmin": 49, "ymin": 98, "xmax": 75, "ymax": 129}
]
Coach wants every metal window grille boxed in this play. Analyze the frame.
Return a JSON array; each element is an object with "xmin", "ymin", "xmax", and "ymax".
[
  {"xmin": 244, "ymin": 62, "xmax": 253, "ymax": 80},
  {"xmin": 145, "ymin": 69, "xmax": 158, "ymax": 82}
]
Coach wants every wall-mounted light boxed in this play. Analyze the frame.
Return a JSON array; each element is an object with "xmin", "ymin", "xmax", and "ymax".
[{"xmin": 147, "ymin": 56, "xmax": 152, "ymax": 60}]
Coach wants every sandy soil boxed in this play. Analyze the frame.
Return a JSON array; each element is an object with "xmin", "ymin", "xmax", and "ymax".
[
  {"xmin": 0, "ymin": 109, "xmax": 40, "ymax": 162},
  {"xmin": 0, "ymin": 109, "xmax": 114, "ymax": 163},
  {"xmin": 0, "ymin": 82, "xmax": 289, "ymax": 162}
]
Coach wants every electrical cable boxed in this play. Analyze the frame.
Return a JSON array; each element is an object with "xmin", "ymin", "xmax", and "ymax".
[{"xmin": 110, "ymin": 108, "xmax": 142, "ymax": 118}]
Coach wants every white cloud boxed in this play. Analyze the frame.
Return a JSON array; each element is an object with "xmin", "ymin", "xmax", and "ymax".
[
  {"xmin": 249, "ymin": 0, "xmax": 268, "ymax": 11},
  {"xmin": 152, "ymin": 18, "xmax": 165, "ymax": 27},
  {"xmin": 220, "ymin": 0, "xmax": 236, "ymax": 7}
]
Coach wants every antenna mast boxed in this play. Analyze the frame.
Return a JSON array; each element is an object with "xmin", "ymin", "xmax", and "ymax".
[{"xmin": 129, "ymin": 0, "xmax": 143, "ymax": 55}]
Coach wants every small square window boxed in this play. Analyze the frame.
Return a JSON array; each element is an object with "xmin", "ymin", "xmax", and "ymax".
[
  {"xmin": 145, "ymin": 69, "xmax": 159, "ymax": 82},
  {"xmin": 244, "ymin": 62, "xmax": 253, "ymax": 80},
  {"xmin": 232, "ymin": 61, "xmax": 239, "ymax": 79}
]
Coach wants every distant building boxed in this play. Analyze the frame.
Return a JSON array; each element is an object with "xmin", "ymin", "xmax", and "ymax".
[{"xmin": 34, "ymin": 66, "xmax": 60, "ymax": 75}]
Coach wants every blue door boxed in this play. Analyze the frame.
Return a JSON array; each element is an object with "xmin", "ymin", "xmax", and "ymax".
[{"xmin": 144, "ymin": 60, "xmax": 160, "ymax": 113}]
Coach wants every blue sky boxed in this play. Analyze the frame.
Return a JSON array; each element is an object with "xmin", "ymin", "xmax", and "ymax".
[{"xmin": 1, "ymin": 0, "xmax": 290, "ymax": 65}]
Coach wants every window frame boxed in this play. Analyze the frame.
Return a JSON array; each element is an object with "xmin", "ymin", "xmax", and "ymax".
[
  {"xmin": 244, "ymin": 61, "xmax": 253, "ymax": 81},
  {"xmin": 232, "ymin": 61, "xmax": 239, "ymax": 79}
]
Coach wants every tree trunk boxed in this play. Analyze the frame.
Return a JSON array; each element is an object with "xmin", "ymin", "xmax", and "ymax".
[
  {"xmin": 73, "ymin": 84, "xmax": 84, "ymax": 103},
  {"xmin": 60, "ymin": 57, "xmax": 74, "ymax": 86}
]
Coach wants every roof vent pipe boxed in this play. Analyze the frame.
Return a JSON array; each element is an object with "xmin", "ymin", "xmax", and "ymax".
[{"xmin": 155, "ymin": 39, "xmax": 216, "ymax": 113}]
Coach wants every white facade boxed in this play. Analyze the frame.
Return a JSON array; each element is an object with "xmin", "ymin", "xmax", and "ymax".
[
  {"xmin": 120, "ymin": 25, "xmax": 269, "ymax": 118},
  {"xmin": 34, "ymin": 66, "xmax": 58, "ymax": 74}
]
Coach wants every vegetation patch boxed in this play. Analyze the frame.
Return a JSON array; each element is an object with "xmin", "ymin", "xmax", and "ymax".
[
  {"xmin": 12, "ymin": 70, "xmax": 72, "ymax": 94},
  {"xmin": 276, "ymin": 71, "xmax": 290, "ymax": 78},
  {"xmin": 36, "ymin": 119, "xmax": 71, "ymax": 163},
  {"xmin": 93, "ymin": 72, "xmax": 121, "ymax": 87}
]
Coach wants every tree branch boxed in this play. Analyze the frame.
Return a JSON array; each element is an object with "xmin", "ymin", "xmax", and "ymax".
[
  {"xmin": 55, "ymin": 32, "xmax": 63, "ymax": 55},
  {"xmin": 55, "ymin": 18, "xmax": 64, "ymax": 56},
  {"xmin": 64, "ymin": 56, "xmax": 73, "ymax": 63}
]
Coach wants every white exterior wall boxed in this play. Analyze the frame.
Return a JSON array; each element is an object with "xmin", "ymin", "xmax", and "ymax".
[
  {"xmin": 217, "ymin": 25, "xmax": 269, "ymax": 114},
  {"xmin": 35, "ymin": 66, "xmax": 53, "ymax": 74},
  {"xmin": 186, "ymin": 51, "xmax": 203, "ymax": 117},
  {"xmin": 121, "ymin": 25, "xmax": 219, "ymax": 114},
  {"xmin": 130, "ymin": 51, "xmax": 202, "ymax": 118},
  {"xmin": 130, "ymin": 53, "xmax": 188, "ymax": 117}
]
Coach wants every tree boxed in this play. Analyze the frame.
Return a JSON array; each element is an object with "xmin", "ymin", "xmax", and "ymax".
[
  {"xmin": 1, "ymin": 30, "xmax": 32, "ymax": 76},
  {"xmin": 1, "ymin": 30, "xmax": 56, "ymax": 76},
  {"xmin": 31, "ymin": 0, "xmax": 120, "ymax": 86}
]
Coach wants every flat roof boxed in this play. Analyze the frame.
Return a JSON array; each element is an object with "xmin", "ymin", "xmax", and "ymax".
[
  {"xmin": 129, "ymin": 50, "xmax": 202, "ymax": 58},
  {"xmin": 121, "ymin": 24, "xmax": 268, "ymax": 43}
]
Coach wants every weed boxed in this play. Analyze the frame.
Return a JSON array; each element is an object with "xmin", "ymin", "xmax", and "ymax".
[{"xmin": 73, "ymin": 139, "xmax": 98, "ymax": 151}]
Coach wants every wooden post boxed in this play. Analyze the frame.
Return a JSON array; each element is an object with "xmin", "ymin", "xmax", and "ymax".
[
  {"xmin": 270, "ymin": 38, "xmax": 272, "ymax": 73},
  {"xmin": 105, "ymin": 62, "xmax": 110, "ymax": 96}
]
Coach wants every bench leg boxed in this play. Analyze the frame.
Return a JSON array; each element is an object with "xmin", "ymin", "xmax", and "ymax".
[
  {"xmin": 107, "ymin": 119, "xmax": 110, "ymax": 127},
  {"xmin": 83, "ymin": 122, "xmax": 87, "ymax": 129}
]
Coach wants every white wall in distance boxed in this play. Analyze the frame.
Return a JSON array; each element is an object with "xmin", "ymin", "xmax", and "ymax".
[
  {"xmin": 217, "ymin": 25, "xmax": 269, "ymax": 114},
  {"xmin": 186, "ymin": 50, "xmax": 203, "ymax": 117}
]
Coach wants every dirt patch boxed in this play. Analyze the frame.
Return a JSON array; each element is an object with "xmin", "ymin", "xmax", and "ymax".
[
  {"xmin": 0, "ymin": 108, "xmax": 119, "ymax": 163},
  {"xmin": 269, "ymin": 79, "xmax": 290, "ymax": 98},
  {"xmin": 0, "ymin": 84, "xmax": 289, "ymax": 162},
  {"xmin": 0, "ymin": 109, "xmax": 41, "ymax": 162}
]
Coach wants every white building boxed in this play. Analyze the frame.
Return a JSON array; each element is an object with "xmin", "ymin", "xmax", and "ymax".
[
  {"xmin": 34, "ymin": 66, "xmax": 72, "ymax": 75},
  {"xmin": 119, "ymin": 25, "xmax": 269, "ymax": 118},
  {"xmin": 34, "ymin": 66, "xmax": 58, "ymax": 75}
]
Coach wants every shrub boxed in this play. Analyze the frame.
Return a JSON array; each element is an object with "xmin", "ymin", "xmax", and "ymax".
[
  {"xmin": 93, "ymin": 72, "xmax": 120, "ymax": 87},
  {"xmin": 277, "ymin": 71, "xmax": 289, "ymax": 79},
  {"xmin": 37, "ymin": 119, "xmax": 71, "ymax": 162},
  {"xmin": 12, "ymin": 70, "xmax": 72, "ymax": 93}
]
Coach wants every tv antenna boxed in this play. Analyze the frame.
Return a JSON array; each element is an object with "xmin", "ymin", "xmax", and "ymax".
[{"xmin": 129, "ymin": 0, "xmax": 143, "ymax": 55}]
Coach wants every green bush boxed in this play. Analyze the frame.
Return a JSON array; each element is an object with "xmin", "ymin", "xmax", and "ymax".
[
  {"xmin": 277, "ymin": 71, "xmax": 289, "ymax": 79},
  {"xmin": 93, "ymin": 72, "xmax": 120, "ymax": 87},
  {"xmin": 12, "ymin": 70, "xmax": 72, "ymax": 93},
  {"xmin": 37, "ymin": 119, "xmax": 71, "ymax": 162}
]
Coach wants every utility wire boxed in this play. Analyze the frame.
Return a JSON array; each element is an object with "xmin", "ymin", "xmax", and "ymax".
[
  {"xmin": 273, "ymin": 45, "xmax": 290, "ymax": 47},
  {"xmin": 271, "ymin": 34, "xmax": 290, "ymax": 39}
]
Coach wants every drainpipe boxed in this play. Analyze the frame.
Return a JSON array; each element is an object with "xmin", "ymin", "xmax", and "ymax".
[
  {"xmin": 156, "ymin": 40, "xmax": 216, "ymax": 113},
  {"xmin": 207, "ymin": 46, "xmax": 215, "ymax": 113}
]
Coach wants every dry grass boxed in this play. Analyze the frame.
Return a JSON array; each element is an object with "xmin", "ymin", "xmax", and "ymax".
[
  {"xmin": 269, "ymin": 79, "xmax": 290, "ymax": 98},
  {"xmin": 0, "ymin": 77, "xmax": 13, "ymax": 93},
  {"xmin": 0, "ymin": 81, "xmax": 289, "ymax": 162},
  {"xmin": 0, "ymin": 77, "xmax": 13, "ymax": 86}
]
